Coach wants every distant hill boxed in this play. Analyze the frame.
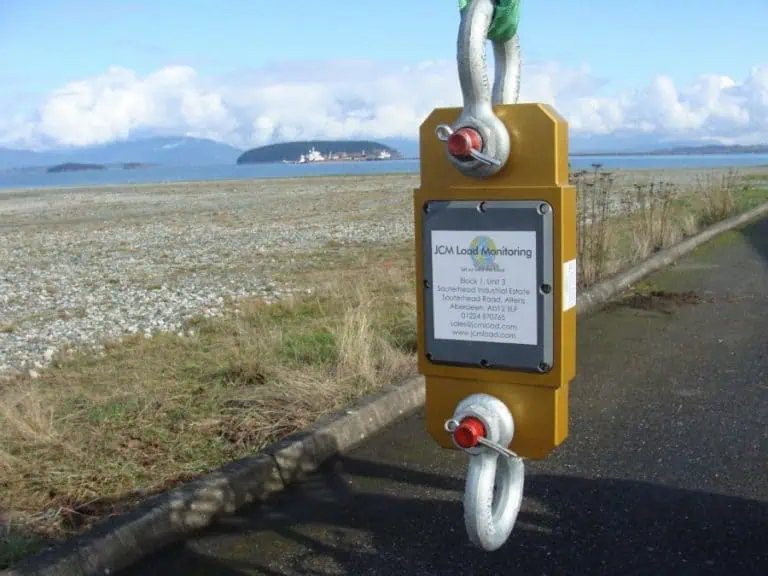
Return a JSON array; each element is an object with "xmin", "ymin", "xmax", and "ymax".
[
  {"xmin": 0, "ymin": 137, "xmax": 244, "ymax": 170},
  {"xmin": 75, "ymin": 137, "xmax": 243, "ymax": 166},
  {"xmin": 569, "ymin": 134, "xmax": 768, "ymax": 156},
  {"xmin": 571, "ymin": 143, "xmax": 768, "ymax": 156},
  {"xmin": 237, "ymin": 140, "xmax": 403, "ymax": 164},
  {"xmin": 649, "ymin": 143, "xmax": 768, "ymax": 155},
  {"xmin": 0, "ymin": 147, "xmax": 54, "ymax": 170}
]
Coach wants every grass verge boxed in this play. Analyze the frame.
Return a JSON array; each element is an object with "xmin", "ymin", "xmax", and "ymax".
[
  {"xmin": 572, "ymin": 166, "xmax": 767, "ymax": 287},
  {"xmin": 1, "ymin": 167, "xmax": 767, "ymax": 567}
]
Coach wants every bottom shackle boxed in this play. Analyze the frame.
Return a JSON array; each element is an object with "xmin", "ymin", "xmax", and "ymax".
[{"xmin": 445, "ymin": 393, "xmax": 525, "ymax": 552}]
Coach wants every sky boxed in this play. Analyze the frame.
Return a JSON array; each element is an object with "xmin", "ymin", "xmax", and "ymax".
[{"xmin": 0, "ymin": 0, "xmax": 766, "ymax": 150}]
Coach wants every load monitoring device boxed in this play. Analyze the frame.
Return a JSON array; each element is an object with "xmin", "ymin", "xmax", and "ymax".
[{"xmin": 415, "ymin": 103, "xmax": 577, "ymax": 461}]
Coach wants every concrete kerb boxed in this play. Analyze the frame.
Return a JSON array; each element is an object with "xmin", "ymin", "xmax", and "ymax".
[{"xmin": 4, "ymin": 201, "xmax": 767, "ymax": 576}]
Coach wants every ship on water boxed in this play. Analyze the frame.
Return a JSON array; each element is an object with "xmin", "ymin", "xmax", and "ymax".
[
  {"xmin": 286, "ymin": 146, "xmax": 393, "ymax": 164},
  {"xmin": 297, "ymin": 147, "xmax": 325, "ymax": 163}
]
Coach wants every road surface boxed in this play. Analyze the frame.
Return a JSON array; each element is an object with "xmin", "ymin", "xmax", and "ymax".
[{"xmin": 123, "ymin": 217, "xmax": 768, "ymax": 576}]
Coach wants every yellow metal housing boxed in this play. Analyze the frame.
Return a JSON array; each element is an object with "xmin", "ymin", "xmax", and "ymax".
[{"xmin": 415, "ymin": 103, "xmax": 577, "ymax": 460}]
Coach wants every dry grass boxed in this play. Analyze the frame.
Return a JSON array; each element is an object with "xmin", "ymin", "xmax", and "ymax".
[
  {"xmin": 0, "ymin": 244, "xmax": 417, "ymax": 559},
  {"xmin": 572, "ymin": 165, "xmax": 760, "ymax": 288},
  {"xmin": 1, "ymin": 167, "xmax": 766, "ymax": 567},
  {"xmin": 693, "ymin": 169, "xmax": 744, "ymax": 226}
]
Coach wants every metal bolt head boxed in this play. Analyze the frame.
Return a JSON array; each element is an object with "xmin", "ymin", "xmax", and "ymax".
[
  {"xmin": 538, "ymin": 203, "xmax": 552, "ymax": 215},
  {"xmin": 435, "ymin": 124, "xmax": 453, "ymax": 141}
]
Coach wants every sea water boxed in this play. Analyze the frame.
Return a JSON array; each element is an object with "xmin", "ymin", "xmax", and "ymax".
[{"xmin": 1, "ymin": 154, "xmax": 766, "ymax": 190}]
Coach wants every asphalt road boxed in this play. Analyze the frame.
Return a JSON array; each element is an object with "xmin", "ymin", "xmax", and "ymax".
[{"xmin": 124, "ymin": 218, "xmax": 768, "ymax": 576}]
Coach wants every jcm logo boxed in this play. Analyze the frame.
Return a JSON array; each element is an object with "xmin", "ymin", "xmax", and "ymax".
[
  {"xmin": 432, "ymin": 235, "xmax": 502, "ymax": 270},
  {"xmin": 469, "ymin": 235, "xmax": 497, "ymax": 268}
]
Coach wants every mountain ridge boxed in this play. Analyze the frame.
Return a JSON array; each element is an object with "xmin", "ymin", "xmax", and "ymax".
[
  {"xmin": 573, "ymin": 143, "xmax": 768, "ymax": 156},
  {"xmin": 0, "ymin": 137, "xmax": 244, "ymax": 170}
]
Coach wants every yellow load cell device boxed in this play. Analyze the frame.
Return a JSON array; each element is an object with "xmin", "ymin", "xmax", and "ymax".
[
  {"xmin": 420, "ymin": 0, "xmax": 578, "ymax": 552},
  {"xmin": 415, "ymin": 103, "xmax": 577, "ymax": 460}
]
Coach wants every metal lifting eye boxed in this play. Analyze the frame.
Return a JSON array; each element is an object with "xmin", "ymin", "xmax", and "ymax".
[
  {"xmin": 445, "ymin": 393, "xmax": 525, "ymax": 551},
  {"xmin": 436, "ymin": 0, "xmax": 521, "ymax": 179}
]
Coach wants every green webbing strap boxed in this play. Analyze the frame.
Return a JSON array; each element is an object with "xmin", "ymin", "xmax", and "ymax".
[{"xmin": 458, "ymin": 0, "xmax": 520, "ymax": 42}]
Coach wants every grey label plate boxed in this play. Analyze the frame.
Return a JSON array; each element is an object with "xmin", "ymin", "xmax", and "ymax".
[{"xmin": 422, "ymin": 200, "xmax": 554, "ymax": 373}]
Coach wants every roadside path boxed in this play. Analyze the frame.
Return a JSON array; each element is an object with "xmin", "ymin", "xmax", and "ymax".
[{"xmin": 124, "ymin": 218, "xmax": 768, "ymax": 576}]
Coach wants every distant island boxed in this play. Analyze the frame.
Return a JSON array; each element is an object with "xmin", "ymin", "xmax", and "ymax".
[
  {"xmin": 47, "ymin": 162, "xmax": 107, "ymax": 173},
  {"xmin": 45, "ymin": 162, "xmax": 153, "ymax": 173},
  {"xmin": 572, "ymin": 143, "xmax": 768, "ymax": 157},
  {"xmin": 236, "ymin": 140, "xmax": 402, "ymax": 165}
]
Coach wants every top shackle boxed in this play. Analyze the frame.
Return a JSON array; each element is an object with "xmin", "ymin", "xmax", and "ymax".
[{"xmin": 436, "ymin": 0, "xmax": 522, "ymax": 178}]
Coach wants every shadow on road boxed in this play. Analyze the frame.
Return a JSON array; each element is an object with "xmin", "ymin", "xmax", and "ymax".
[
  {"xmin": 126, "ymin": 456, "xmax": 768, "ymax": 576},
  {"xmin": 741, "ymin": 215, "xmax": 768, "ymax": 265}
]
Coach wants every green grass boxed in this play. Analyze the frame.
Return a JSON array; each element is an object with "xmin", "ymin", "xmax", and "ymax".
[
  {"xmin": 735, "ymin": 185, "xmax": 768, "ymax": 211},
  {"xmin": 0, "ymin": 527, "xmax": 46, "ymax": 570}
]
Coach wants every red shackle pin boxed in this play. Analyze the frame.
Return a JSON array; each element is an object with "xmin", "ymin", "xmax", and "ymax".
[
  {"xmin": 435, "ymin": 124, "xmax": 502, "ymax": 168},
  {"xmin": 447, "ymin": 127, "xmax": 483, "ymax": 160},
  {"xmin": 452, "ymin": 417, "xmax": 486, "ymax": 448}
]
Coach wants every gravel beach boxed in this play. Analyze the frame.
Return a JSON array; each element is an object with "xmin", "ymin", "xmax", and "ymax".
[
  {"xmin": 0, "ymin": 175, "xmax": 416, "ymax": 376},
  {"xmin": 1, "ymin": 167, "xmax": 765, "ymax": 377}
]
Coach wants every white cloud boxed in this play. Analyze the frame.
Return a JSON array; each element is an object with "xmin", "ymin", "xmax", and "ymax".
[{"xmin": 1, "ymin": 59, "xmax": 767, "ymax": 150}]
